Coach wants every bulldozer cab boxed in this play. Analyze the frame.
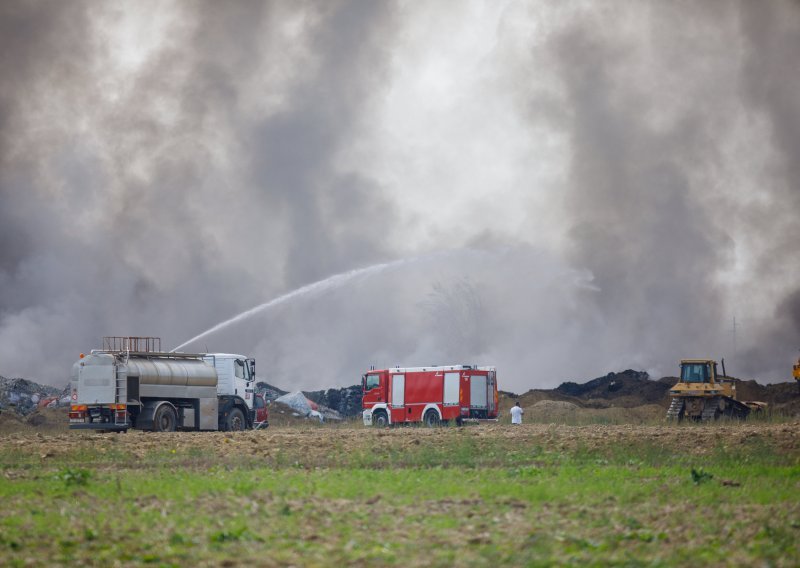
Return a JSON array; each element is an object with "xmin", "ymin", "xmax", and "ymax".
[
  {"xmin": 680, "ymin": 361, "xmax": 716, "ymax": 384},
  {"xmin": 676, "ymin": 359, "xmax": 737, "ymax": 398}
]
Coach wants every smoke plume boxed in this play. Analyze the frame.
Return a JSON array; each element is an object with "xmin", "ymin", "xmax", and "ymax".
[{"xmin": 0, "ymin": 1, "xmax": 797, "ymax": 390}]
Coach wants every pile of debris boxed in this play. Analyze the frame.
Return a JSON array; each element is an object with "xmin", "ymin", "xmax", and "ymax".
[
  {"xmin": 304, "ymin": 385, "xmax": 363, "ymax": 417},
  {"xmin": 0, "ymin": 377, "xmax": 70, "ymax": 416},
  {"xmin": 254, "ymin": 380, "xmax": 287, "ymax": 402},
  {"xmin": 553, "ymin": 370, "xmax": 673, "ymax": 407},
  {"xmin": 274, "ymin": 391, "xmax": 342, "ymax": 422},
  {"xmin": 257, "ymin": 380, "xmax": 360, "ymax": 419}
]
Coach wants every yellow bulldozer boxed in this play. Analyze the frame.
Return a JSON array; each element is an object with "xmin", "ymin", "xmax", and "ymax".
[
  {"xmin": 794, "ymin": 357, "xmax": 800, "ymax": 391},
  {"xmin": 666, "ymin": 359, "xmax": 766, "ymax": 421}
]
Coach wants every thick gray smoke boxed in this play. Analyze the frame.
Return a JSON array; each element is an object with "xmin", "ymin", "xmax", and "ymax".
[{"xmin": 0, "ymin": 1, "xmax": 797, "ymax": 390}]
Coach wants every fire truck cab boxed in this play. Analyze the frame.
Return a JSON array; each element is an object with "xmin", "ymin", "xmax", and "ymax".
[{"xmin": 362, "ymin": 365, "xmax": 498, "ymax": 427}]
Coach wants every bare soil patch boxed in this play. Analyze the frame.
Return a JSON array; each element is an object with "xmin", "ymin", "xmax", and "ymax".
[{"xmin": 1, "ymin": 422, "xmax": 798, "ymax": 467}]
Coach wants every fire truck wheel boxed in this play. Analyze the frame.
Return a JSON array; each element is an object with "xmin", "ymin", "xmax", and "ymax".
[
  {"xmin": 424, "ymin": 410, "xmax": 441, "ymax": 428},
  {"xmin": 153, "ymin": 404, "xmax": 177, "ymax": 432},
  {"xmin": 372, "ymin": 411, "xmax": 389, "ymax": 428},
  {"xmin": 226, "ymin": 408, "xmax": 246, "ymax": 431}
]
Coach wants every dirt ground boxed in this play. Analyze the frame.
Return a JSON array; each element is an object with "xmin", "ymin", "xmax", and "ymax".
[
  {"xmin": 1, "ymin": 418, "xmax": 798, "ymax": 465},
  {"xmin": 0, "ymin": 407, "xmax": 68, "ymax": 433},
  {"xmin": 2, "ymin": 399, "xmax": 798, "ymax": 464}
]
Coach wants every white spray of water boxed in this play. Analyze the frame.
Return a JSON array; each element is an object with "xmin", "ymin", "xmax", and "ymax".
[{"xmin": 171, "ymin": 253, "xmax": 453, "ymax": 352}]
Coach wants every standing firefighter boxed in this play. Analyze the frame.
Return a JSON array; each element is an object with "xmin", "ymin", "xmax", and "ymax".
[{"xmin": 510, "ymin": 401, "xmax": 524, "ymax": 424}]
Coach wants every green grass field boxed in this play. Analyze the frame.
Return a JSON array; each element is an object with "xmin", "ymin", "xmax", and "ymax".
[{"xmin": 1, "ymin": 423, "xmax": 798, "ymax": 566}]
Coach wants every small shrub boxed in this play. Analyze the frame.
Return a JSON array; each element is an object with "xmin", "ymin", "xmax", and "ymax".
[
  {"xmin": 508, "ymin": 466, "xmax": 542, "ymax": 478},
  {"xmin": 209, "ymin": 527, "xmax": 247, "ymax": 543},
  {"xmin": 691, "ymin": 467, "xmax": 713, "ymax": 485},
  {"xmin": 54, "ymin": 468, "xmax": 91, "ymax": 487}
]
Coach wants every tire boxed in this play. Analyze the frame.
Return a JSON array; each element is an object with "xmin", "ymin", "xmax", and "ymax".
[
  {"xmin": 424, "ymin": 410, "xmax": 441, "ymax": 428},
  {"xmin": 153, "ymin": 404, "xmax": 177, "ymax": 432},
  {"xmin": 225, "ymin": 408, "xmax": 246, "ymax": 432},
  {"xmin": 372, "ymin": 411, "xmax": 389, "ymax": 428}
]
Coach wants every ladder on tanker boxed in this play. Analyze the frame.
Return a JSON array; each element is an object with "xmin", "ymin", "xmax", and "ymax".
[{"xmin": 114, "ymin": 374, "xmax": 128, "ymax": 426}]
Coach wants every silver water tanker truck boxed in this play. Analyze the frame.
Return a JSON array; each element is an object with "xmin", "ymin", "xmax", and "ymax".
[{"xmin": 69, "ymin": 337, "xmax": 268, "ymax": 432}]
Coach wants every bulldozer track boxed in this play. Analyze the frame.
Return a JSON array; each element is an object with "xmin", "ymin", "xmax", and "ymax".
[
  {"xmin": 666, "ymin": 396, "xmax": 751, "ymax": 422},
  {"xmin": 666, "ymin": 398, "xmax": 684, "ymax": 421},
  {"xmin": 701, "ymin": 397, "xmax": 721, "ymax": 421}
]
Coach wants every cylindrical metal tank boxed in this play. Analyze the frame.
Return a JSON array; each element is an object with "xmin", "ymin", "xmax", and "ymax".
[{"xmin": 123, "ymin": 357, "xmax": 217, "ymax": 387}]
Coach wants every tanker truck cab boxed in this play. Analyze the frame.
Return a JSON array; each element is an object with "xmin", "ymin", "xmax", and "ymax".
[
  {"xmin": 202, "ymin": 353, "xmax": 257, "ymax": 430},
  {"xmin": 202, "ymin": 354, "xmax": 256, "ymax": 408}
]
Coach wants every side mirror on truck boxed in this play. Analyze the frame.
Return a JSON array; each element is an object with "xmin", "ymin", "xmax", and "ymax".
[{"xmin": 248, "ymin": 358, "xmax": 256, "ymax": 378}]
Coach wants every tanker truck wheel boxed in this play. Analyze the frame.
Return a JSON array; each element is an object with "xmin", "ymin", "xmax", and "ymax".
[
  {"xmin": 225, "ymin": 408, "xmax": 245, "ymax": 431},
  {"xmin": 153, "ymin": 404, "xmax": 177, "ymax": 432}
]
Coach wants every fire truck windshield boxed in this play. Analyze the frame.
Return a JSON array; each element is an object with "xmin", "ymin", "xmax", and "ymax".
[
  {"xmin": 365, "ymin": 374, "xmax": 380, "ymax": 390},
  {"xmin": 681, "ymin": 363, "xmax": 710, "ymax": 383}
]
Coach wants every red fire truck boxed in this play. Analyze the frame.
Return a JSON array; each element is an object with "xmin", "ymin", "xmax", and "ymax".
[{"xmin": 362, "ymin": 365, "xmax": 498, "ymax": 426}]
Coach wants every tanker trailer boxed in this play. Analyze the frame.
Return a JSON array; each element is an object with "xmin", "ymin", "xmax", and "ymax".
[{"xmin": 69, "ymin": 336, "xmax": 265, "ymax": 432}]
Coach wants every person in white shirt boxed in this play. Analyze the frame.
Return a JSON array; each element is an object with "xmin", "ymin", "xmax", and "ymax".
[{"xmin": 510, "ymin": 401, "xmax": 524, "ymax": 424}]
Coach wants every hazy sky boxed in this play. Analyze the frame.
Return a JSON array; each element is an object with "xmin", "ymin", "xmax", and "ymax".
[{"xmin": 1, "ymin": 0, "xmax": 798, "ymax": 391}]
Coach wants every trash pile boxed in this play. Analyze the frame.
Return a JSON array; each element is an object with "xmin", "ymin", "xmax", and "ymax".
[
  {"xmin": 274, "ymin": 391, "xmax": 342, "ymax": 422},
  {"xmin": 0, "ymin": 376, "xmax": 70, "ymax": 416},
  {"xmin": 254, "ymin": 381, "xmax": 287, "ymax": 402},
  {"xmin": 304, "ymin": 384, "xmax": 363, "ymax": 417},
  {"xmin": 256, "ymin": 379, "xmax": 363, "ymax": 418}
]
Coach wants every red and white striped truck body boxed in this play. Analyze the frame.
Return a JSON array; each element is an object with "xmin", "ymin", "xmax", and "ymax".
[{"xmin": 362, "ymin": 365, "xmax": 498, "ymax": 426}]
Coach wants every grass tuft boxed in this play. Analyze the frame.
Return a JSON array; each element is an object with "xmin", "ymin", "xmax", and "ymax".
[
  {"xmin": 53, "ymin": 467, "xmax": 91, "ymax": 487},
  {"xmin": 690, "ymin": 467, "xmax": 714, "ymax": 485}
]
